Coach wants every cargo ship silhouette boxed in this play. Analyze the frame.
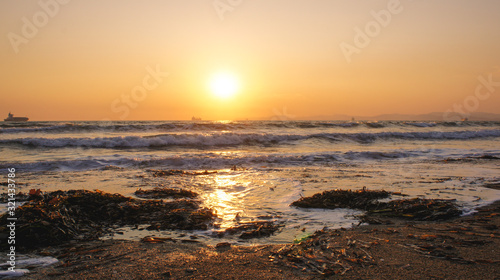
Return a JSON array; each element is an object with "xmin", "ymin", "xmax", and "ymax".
[{"xmin": 4, "ymin": 112, "xmax": 29, "ymax": 122}]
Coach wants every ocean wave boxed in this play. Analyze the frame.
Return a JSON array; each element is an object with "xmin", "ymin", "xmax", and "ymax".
[
  {"xmin": 5, "ymin": 150, "xmax": 499, "ymax": 172},
  {"xmin": 0, "ymin": 133, "xmax": 301, "ymax": 148},
  {"xmin": 0, "ymin": 122, "xmax": 254, "ymax": 134},
  {"xmin": 1, "ymin": 121, "xmax": 499, "ymax": 134},
  {"xmin": 403, "ymin": 122, "xmax": 437, "ymax": 127},
  {"xmin": 0, "ymin": 123, "xmax": 174, "ymax": 134},
  {"xmin": 0, "ymin": 150, "xmax": 442, "ymax": 172},
  {"xmin": 1, "ymin": 129, "xmax": 500, "ymax": 149}
]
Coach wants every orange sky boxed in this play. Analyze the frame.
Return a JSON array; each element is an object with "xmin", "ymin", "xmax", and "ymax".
[{"xmin": 1, "ymin": 0, "xmax": 499, "ymax": 121}]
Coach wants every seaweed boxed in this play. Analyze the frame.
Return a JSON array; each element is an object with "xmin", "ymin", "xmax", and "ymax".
[
  {"xmin": 217, "ymin": 221, "xmax": 283, "ymax": 239},
  {"xmin": 368, "ymin": 198, "xmax": 462, "ymax": 221},
  {"xmin": 0, "ymin": 189, "xmax": 216, "ymax": 250},
  {"xmin": 134, "ymin": 187, "xmax": 198, "ymax": 199},
  {"xmin": 291, "ymin": 188, "xmax": 390, "ymax": 210},
  {"xmin": 291, "ymin": 188, "xmax": 462, "ymax": 221}
]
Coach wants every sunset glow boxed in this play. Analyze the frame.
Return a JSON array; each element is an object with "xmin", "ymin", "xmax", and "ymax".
[
  {"xmin": 2, "ymin": 3, "xmax": 500, "ymax": 276},
  {"xmin": 209, "ymin": 72, "xmax": 240, "ymax": 99},
  {"xmin": 0, "ymin": 1, "xmax": 499, "ymax": 120}
]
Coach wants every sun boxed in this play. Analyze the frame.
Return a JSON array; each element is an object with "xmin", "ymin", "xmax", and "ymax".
[{"xmin": 209, "ymin": 72, "xmax": 240, "ymax": 99}]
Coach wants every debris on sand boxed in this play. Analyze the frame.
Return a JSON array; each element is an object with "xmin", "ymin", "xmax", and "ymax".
[
  {"xmin": 273, "ymin": 202, "xmax": 500, "ymax": 276},
  {"xmin": 217, "ymin": 221, "xmax": 284, "ymax": 239},
  {"xmin": 135, "ymin": 187, "xmax": 198, "ymax": 199},
  {"xmin": 272, "ymin": 229, "xmax": 377, "ymax": 276},
  {"xmin": 141, "ymin": 236, "xmax": 176, "ymax": 243},
  {"xmin": 149, "ymin": 169, "xmax": 218, "ymax": 177},
  {"xmin": 0, "ymin": 189, "xmax": 216, "ymax": 250},
  {"xmin": 291, "ymin": 188, "xmax": 462, "ymax": 221}
]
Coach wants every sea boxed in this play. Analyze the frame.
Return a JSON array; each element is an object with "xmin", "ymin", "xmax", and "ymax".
[{"xmin": 1, "ymin": 120, "xmax": 500, "ymax": 245}]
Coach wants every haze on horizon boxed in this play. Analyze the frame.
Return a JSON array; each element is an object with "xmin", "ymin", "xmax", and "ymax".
[{"xmin": 1, "ymin": 0, "xmax": 499, "ymax": 121}]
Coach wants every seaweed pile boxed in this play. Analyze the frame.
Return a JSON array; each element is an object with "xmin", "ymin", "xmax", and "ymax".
[
  {"xmin": 291, "ymin": 188, "xmax": 391, "ymax": 210},
  {"xmin": 134, "ymin": 187, "xmax": 198, "ymax": 199},
  {"xmin": 0, "ymin": 189, "xmax": 215, "ymax": 250},
  {"xmin": 291, "ymin": 188, "xmax": 461, "ymax": 221},
  {"xmin": 367, "ymin": 198, "xmax": 462, "ymax": 221},
  {"xmin": 272, "ymin": 229, "xmax": 377, "ymax": 275},
  {"xmin": 216, "ymin": 221, "xmax": 284, "ymax": 239}
]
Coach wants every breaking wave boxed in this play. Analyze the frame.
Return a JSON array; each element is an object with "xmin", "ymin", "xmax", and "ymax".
[
  {"xmin": 2, "ymin": 129, "xmax": 500, "ymax": 149},
  {"xmin": 3, "ymin": 150, "xmax": 499, "ymax": 172},
  {"xmin": 1, "ymin": 121, "xmax": 499, "ymax": 134}
]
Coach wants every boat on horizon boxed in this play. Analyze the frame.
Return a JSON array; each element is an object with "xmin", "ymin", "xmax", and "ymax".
[
  {"xmin": 191, "ymin": 116, "xmax": 202, "ymax": 121},
  {"xmin": 4, "ymin": 112, "xmax": 29, "ymax": 122}
]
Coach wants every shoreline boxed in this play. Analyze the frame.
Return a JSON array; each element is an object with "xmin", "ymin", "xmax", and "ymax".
[{"xmin": 13, "ymin": 200, "xmax": 500, "ymax": 279}]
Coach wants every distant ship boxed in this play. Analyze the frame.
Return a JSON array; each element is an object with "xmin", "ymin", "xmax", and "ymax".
[
  {"xmin": 191, "ymin": 116, "xmax": 202, "ymax": 121},
  {"xmin": 4, "ymin": 112, "xmax": 29, "ymax": 122}
]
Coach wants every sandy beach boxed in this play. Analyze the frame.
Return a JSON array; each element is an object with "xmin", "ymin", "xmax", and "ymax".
[
  {"xmin": 15, "ymin": 199, "xmax": 499, "ymax": 280},
  {"xmin": 3, "ymin": 0, "xmax": 500, "ymax": 278}
]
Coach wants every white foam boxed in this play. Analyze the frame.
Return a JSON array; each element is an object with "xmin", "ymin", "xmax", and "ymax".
[
  {"xmin": 404, "ymin": 122, "xmax": 437, "ymax": 127},
  {"xmin": 0, "ymin": 269, "xmax": 30, "ymax": 277},
  {"xmin": 2, "ymin": 129, "xmax": 500, "ymax": 150},
  {"xmin": 16, "ymin": 257, "xmax": 59, "ymax": 267}
]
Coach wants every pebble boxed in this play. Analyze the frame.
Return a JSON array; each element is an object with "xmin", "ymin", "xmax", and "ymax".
[
  {"xmin": 216, "ymin": 242, "xmax": 231, "ymax": 248},
  {"xmin": 186, "ymin": 268, "xmax": 197, "ymax": 273}
]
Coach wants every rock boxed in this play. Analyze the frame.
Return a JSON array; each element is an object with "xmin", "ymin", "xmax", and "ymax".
[{"xmin": 185, "ymin": 268, "xmax": 197, "ymax": 273}]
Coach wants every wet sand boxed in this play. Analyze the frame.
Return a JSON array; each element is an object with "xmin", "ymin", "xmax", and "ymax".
[{"xmin": 20, "ymin": 201, "xmax": 499, "ymax": 280}]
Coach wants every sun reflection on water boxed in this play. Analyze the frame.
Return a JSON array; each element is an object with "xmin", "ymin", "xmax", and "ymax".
[{"xmin": 202, "ymin": 173, "xmax": 249, "ymax": 229}]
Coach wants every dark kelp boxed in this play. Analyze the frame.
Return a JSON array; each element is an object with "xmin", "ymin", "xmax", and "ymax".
[
  {"xmin": 291, "ymin": 188, "xmax": 461, "ymax": 221},
  {"xmin": 367, "ymin": 198, "xmax": 462, "ymax": 221},
  {"xmin": 217, "ymin": 221, "xmax": 284, "ymax": 239},
  {"xmin": 291, "ymin": 188, "xmax": 391, "ymax": 210},
  {"xmin": 134, "ymin": 187, "xmax": 198, "ymax": 199},
  {"xmin": 0, "ymin": 189, "xmax": 215, "ymax": 250}
]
